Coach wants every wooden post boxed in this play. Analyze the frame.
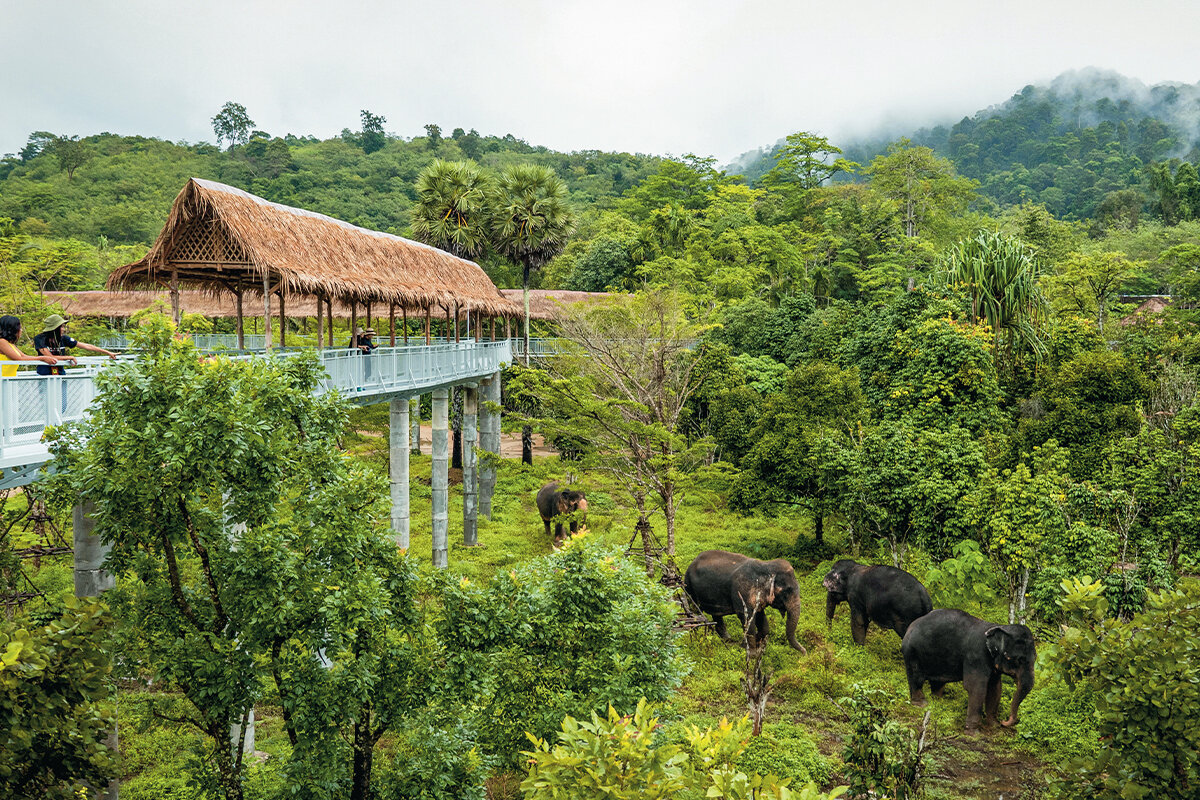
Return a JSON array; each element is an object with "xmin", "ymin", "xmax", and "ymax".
[
  {"xmin": 389, "ymin": 303, "xmax": 396, "ymax": 347},
  {"xmin": 490, "ymin": 317, "xmax": 496, "ymax": 341},
  {"xmin": 278, "ymin": 289, "xmax": 286, "ymax": 348},
  {"xmin": 390, "ymin": 397, "xmax": 410, "ymax": 548},
  {"xmin": 431, "ymin": 388, "xmax": 449, "ymax": 569},
  {"xmin": 454, "ymin": 304, "xmax": 460, "ymax": 343},
  {"xmin": 402, "ymin": 306, "xmax": 409, "ymax": 345},
  {"xmin": 366, "ymin": 300, "xmax": 372, "ymax": 329},
  {"xmin": 235, "ymin": 288, "xmax": 245, "ymax": 350},
  {"xmin": 424, "ymin": 306, "xmax": 431, "ymax": 345},
  {"xmin": 444, "ymin": 305, "xmax": 452, "ymax": 343},
  {"xmin": 170, "ymin": 268, "xmax": 181, "ymax": 326},
  {"xmin": 262, "ymin": 271, "xmax": 273, "ymax": 351},
  {"xmin": 327, "ymin": 297, "xmax": 334, "ymax": 346},
  {"xmin": 316, "ymin": 295, "xmax": 324, "ymax": 349},
  {"xmin": 463, "ymin": 385, "xmax": 478, "ymax": 546},
  {"xmin": 350, "ymin": 301, "xmax": 358, "ymax": 349}
]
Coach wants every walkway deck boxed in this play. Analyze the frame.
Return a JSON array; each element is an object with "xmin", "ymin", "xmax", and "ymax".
[{"xmin": 0, "ymin": 340, "xmax": 512, "ymax": 490}]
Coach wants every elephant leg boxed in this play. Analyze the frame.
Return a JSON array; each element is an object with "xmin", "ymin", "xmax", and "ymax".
[
  {"xmin": 905, "ymin": 660, "xmax": 927, "ymax": 706},
  {"xmin": 930, "ymin": 681, "xmax": 946, "ymax": 699},
  {"xmin": 713, "ymin": 616, "xmax": 732, "ymax": 643},
  {"xmin": 964, "ymin": 673, "xmax": 988, "ymax": 729},
  {"xmin": 569, "ymin": 519, "xmax": 578, "ymax": 533},
  {"xmin": 984, "ymin": 675, "xmax": 1002, "ymax": 726},
  {"xmin": 850, "ymin": 610, "xmax": 868, "ymax": 645},
  {"xmin": 543, "ymin": 519, "xmax": 552, "ymax": 538},
  {"xmin": 554, "ymin": 522, "xmax": 564, "ymax": 543}
]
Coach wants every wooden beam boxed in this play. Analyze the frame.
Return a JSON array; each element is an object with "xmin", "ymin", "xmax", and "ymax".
[
  {"xmin": 389, "ymin": 303, "xmax": 396, "ymax": 347},
  {"xmin": 425, "ymin": 305, "xmax": 431, "ymax": 345},
  {"xmin": 170, "ymin": 268, "xmax": 181, "ymax": 326},
  {"xmin": 235, "ymin": 288, "xmax": 244, "ymax": 349},
  {"xmin": 402, "ymin": 305, "xmax": 408, "ymax": 345},
  {"xmin": 278, "ymin": 290, "xmax": 286, "ymax": 348},
  {"xmin": 316, "ymin": 295, "xmax": 324, "ymax": 349},
  {"xmin": 262, "ymin": 270, "xmax": 272, "ymax": 351}
]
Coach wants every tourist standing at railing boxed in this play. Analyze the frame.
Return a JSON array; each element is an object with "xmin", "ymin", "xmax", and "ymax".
[
  {"xmin": 34, "ymin": 314, "xmax": 117, "ymax": 375},
  {"xmin": 0, "ymin": 315, "xmax": 59, "ymax": 376}
]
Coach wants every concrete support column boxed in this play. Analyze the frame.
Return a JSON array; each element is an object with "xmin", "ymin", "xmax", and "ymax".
[
  {"xmin": 463, "ymin": 385, "xmax": 478, "ymax": 546},
  {"xmin": 410, "ymin": 396, "xmax": 421, "ymax": 454},
  {"xmin": 73, "ymin": 500, "xmax": 114, "ymax": 597},
  {"xmin": 431, "ymin": 388, "xmax": 449, "ymax": 569},
  {"xmin": 479, "ymin": 371, "xmax": 501, "ymax": 519},
  {"xmin": 390, "ymin": 397, "xmax": 410, "ymax": 549},
  {"xmin": 73, "ymin": 500, "xmax": 118, "ymax": 800}
]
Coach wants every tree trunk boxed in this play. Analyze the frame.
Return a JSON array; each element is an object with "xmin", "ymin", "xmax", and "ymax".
[
  {"xmin": 521, "ymin": 425, "xmax": 533, "ymax": 466},
  {"xmin": 813, "ymin": 510, "xmax": 824, "ymax": 546},
  {"xmin": 350, "ymin": 711, "xmax": 374, "ymax": 800},
  {"xmin": 663, "ymin": 484, "xmax": 676, "ymax": 556},
  {"xmin": 211, "ymin": 721, "xmax": 245, "ymax": 800},
  {"xmin": 522, "ymin": 263, "xmax": 531, "ymax": 367}
]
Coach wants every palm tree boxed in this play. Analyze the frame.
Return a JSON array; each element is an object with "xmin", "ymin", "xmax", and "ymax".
[
  {"xmin": 410, "ymin": 159, "xmax": 493, "ymax": 260},
  {"xmin": 491, "ymin": 164, "xmax": 575, "ymax": 463}
]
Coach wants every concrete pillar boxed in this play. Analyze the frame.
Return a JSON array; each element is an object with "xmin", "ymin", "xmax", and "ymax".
[
  {"xmin": 463, "ymin": 385, "xmax": 478, "ymax": 546},
  {"xmin": 73, "ymin": 500, "xmax": 118, "ymax": 800},
  {"xmin": 73, "ymin": 500, "xmax": 114, "ymax": 597},
  {"xmin": 390, "ymin": 397, "xmax": 410, "ymax": 549},
  {"xmin": 431, "ymin": 388, "xmax": 449, "ymax": 569},
  {"xmin": 479, "ymin": 371, "xmax": 501, "ymax": 519},
  {"xmin": 410, "ymin": 396, "xmax": 421, "ymax": 454}
]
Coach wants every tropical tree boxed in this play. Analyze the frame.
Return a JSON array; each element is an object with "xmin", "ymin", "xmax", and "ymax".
[
  {"xmin": 359, "ymin": 110, "xmax": 387, "ymax": 154},
  {"xmin": 211, "ymin": 101, "xmax": 254, "ymax": 150},
  {"xmin": 940, "ymin": 230, "xmax": 1049, "ymax": 372},
  {"xmin": 411, "ymin": 159, "xmax": 494, "ymax": 260},
  {"xmin": 491, "ymin": 163, "xmax": 574, "ymax": 462},
  {"xmin": 49, "ymin": 135, "xmax": 91, "ymax": 180},
  {"xmin": 867, "ymin": 139, "xmax": 977, "ymax": 239}
]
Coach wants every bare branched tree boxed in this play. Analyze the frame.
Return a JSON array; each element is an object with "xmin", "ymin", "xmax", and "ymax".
[{"xmin": 512, "ymin": 290, "xmax": 712, "ymax": 554}]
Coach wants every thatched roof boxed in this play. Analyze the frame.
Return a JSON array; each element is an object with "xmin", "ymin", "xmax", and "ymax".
[
  {"xmin": 1119, "ymin": 296, "xmax": 1172, "ymax": 326},
  {"xmin": 498, "ymin": 290, "xmax": 622, "ymax": 320},
  {"xmin": 106, "ymin": 178, "xmax": 519, "ymax": 317}
]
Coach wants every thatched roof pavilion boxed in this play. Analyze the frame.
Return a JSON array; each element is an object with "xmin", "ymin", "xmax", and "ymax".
[{"xmin": 106, "ymin": 178, "xmax": 520, "ymax": 347}]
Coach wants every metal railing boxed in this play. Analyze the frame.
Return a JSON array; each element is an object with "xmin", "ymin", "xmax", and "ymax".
[{"xmin": 0, "ymin": 341, "xmax": 512, "ymax": 488}]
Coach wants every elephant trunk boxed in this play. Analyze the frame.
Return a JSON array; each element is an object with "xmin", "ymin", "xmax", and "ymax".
[
  {"xmin": 1002, "ymin": 666, "xmax": 1034, "ymax": 727},
  {"xmin": 785, "ymin": 598, "xmax": 806, "ymax": 654},
  {"xmin": 825, "ymin": 593, "xmax": 838, "ymax": 626}
]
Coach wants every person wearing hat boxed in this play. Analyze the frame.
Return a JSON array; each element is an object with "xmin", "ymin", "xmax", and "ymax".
[
  {"xmin": 34, "ymin": 314, "xmax": 117, "ymax": 375},
  {"xmin": 0, "ymin": 315, "xmax": 60, "ymax": 376}
]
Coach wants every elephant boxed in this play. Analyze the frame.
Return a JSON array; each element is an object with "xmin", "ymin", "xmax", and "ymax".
[
  {"xmin": 683, "ymin": 550, "xmax": 806, "ymax": 653},
  {"xmin": 822, "ymin": 559, "xmax": 932, "ymax": 644},
  {"xmin": 901, "ymin": 608, "xmax": 1036, "ymax": 730},
  {"xmin": 535, "ymin": 481, "xmax": 588, "ymax": 545}
]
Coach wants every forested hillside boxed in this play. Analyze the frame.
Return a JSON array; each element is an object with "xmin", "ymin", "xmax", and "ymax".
[{"xmin": 739, "ymin": 69, "xmax": 1200, "ymax": 225}]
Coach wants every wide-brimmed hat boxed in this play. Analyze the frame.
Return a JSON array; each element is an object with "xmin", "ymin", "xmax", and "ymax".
[
  {"xmin": 364, "ymin": 328, "xmax": 376, "ymax": 335},
  {"xmin": 41, "ymin": 314, "xmax": 69, "ymax": 333},
  {"xmin": 353, "ymin": 326, "xmax": 365, "ymax": 335}
]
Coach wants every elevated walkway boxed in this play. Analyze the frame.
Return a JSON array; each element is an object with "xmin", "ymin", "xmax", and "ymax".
[{"xmin": 0, "ymin": 340, "xmax": 512, "ymax": 490}]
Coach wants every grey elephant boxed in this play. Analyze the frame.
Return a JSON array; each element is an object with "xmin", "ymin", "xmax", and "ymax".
[
  {"xmin": 822, "ymin": 559, "xmax": 932, "ymax": 644},
  {"xmin": 535, "ymin": 481, "xmax": 588, "ymax": 545},
  {"xmin": 683, "ymin": 550, "xmax": 806, "ymax": 653},
  {"xmin": 901, "ymin": 608, "xmax": 1036, "ymax": 730}
]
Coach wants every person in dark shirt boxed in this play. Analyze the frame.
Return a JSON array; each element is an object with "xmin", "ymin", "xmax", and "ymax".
[{"xmin": 34, "ymin": 314, "xmax": 117, "ymax": 375}]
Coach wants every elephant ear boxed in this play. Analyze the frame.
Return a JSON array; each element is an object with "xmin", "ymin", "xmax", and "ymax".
[
  {"xmin": 985, "ymin": 626, "xmax": 1010, "ymax": 665},
  {"xmin": 746, "ymin": 575, "xmax": 776, "ymax": 612}
]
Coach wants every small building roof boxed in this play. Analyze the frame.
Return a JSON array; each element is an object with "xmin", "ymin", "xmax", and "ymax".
[{"xmin": 106, "ymin": 178, "xmax": 519, "ymax": 317}]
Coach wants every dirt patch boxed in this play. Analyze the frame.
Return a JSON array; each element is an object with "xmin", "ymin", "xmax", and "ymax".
[{"xmin": 407, "ymin": 424, "xmax": 556, "ymax": 459}]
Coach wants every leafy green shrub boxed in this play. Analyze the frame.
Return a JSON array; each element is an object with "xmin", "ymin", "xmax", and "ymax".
[
  {"xmin": 1048, "ymin": 577, "xmax": 1200, "ymax": 799},
  {"xmin": 0, "ymin": 599, "xmax": 116, "ymax": 799},
  {"xmin": 379, "ymin": 718, "xmax": 490, "ymax": 800},
  {"xmin": 839, "ymin": 684, "xmax": 925, "ymax": 800},
  {"xmin": 923, "ymin": 539, "xmax": 996, "ymax": 613},
  {"xmin": 522, "ymin": 700, "xmax": 847, "ymax": 800},
  {"xmin": 436, "ymin": 539, "xmax": 685, "ymax": 765}
]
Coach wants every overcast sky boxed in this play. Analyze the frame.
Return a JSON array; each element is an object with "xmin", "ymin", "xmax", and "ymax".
[{"xmin": 2, "ymin": 0, "xmax": 1198, "ymax": 164}]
